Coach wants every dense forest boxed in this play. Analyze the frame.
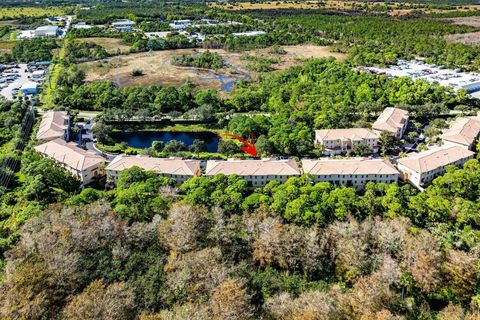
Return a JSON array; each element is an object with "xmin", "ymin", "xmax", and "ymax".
[{"xmin": 3, "ymin": 1, "xmax": 480, "ymax": 319}]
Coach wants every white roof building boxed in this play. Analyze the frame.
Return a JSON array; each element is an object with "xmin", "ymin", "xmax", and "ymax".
[
  {"xmin": 440, "ymin": 116, "xmax": 480, "ymax": 150},
  {"xmin": 34, "ymin": 25, "xmax": 61, "ymax": 37},
  {"xmin": 315, "ymin": 128, "xmax": 379, "ymax": 155},
  {"xmin": 111, "ymin": 19, "xmax": 136, "ymax": 27},
  {"xmin": 302, "ymin": 158, "xmax": 399, "ymax": 190},
  {"xmin": 397, "ymin": 145, "xmax": 475, "ymax": 189},
  {"xmin": 36, "ymin": 110, "xmax": 70, "ymax": 141},
  {"xmin": 372, "ymin": 107, "xmax": 409, "ymax": 139},
  {"xmin": 232, "ymin": 31, "xmax": 266, "ymax": 37},
  {"xmin": 205, "ymin": 158, "xmax": 301, "ymax": 187},
  {"xmin": 34, "ymin": 139, "xmax": 105, "ymax": 184},
  {"xmin": 106, "ymin": 155, "xmax": 201, "ymax": 185},
  {"xmin": 72, "ymin": 22, "xmax": 92, "ymax": 29}
]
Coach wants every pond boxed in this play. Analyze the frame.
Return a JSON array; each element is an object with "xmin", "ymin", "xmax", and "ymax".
[{"xmin": 111, "ymin": 130, "xmax": 220, "ymax": 152}]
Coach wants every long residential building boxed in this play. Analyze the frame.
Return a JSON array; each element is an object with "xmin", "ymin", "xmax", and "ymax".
[
  {"xmin": 315, "ymin": 128, "xmax": 379, "ymax": 155},
  {"xmin": 440, "ymin": 116, "xmax": 480, "ymax": 150},
  {"xmin": 36, "ymin": 110, "xmax": 70, "ymax": 141},
  {"xmin": 372, "ymin": 107, "xmax": 409, "ymax": 139},
  {"xmin": 396, "ymin": 145, "xmax": 475, "ymax": 189},
  {"xmin": 205, "ymin": 158, "xmax": 301, "ymax": 187},
  {"xmin": 106, "ymin": 155, "xmax": 201, "ymax": 185},
  {"xmin": 34, "ymin": 139, "xmax": 105, "ymax": 184},
  {"xmin": 302, "ymin": 158, "xmax": 400, "ymax": 190}
]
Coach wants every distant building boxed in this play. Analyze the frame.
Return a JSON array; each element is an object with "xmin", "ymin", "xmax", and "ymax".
[
  {"xmin": 106, "ymin": 155, "xmax": 201, "ymax": 185},
  {"xmin": 34, "ymin": 26, "xmax": 61, "ymax": 37},
  {"xmin": 302, "ymin": 158, "xmax": 400, "ymax": 190},
  {"xmin": 145, "ymin": 31, "xmax": 172, "ymax": 39},
  {"xmin": 20, "ymin": 82, "xmax": 38, "ymax": 95},
  {"xmin": 36, "ymin": 110, "xmax": 70, "ymax": 141},
  {"xmin": 17, "ymin": 30, "xmax": 35, "ymax": 39},
  {"xmin": 169, "ymin": 19, "xmax": 192, "ymax": 30},
  {"xmin": 205, "ymin": 158, "xmax": 301, "ymax": 187},
  {"xmin": 440, "ymin": 116, "xmax": 480, "ymax": 150},
  {"xmin": 315, "ymin": 128, "xmax": 379, "ymax": 155},
  {"xmin": 396, "ymin": 145, "xmax": 475, "ymax": 189},
  {"xmin": 232, "ymin": 31, "xmax": 266, "ymax": 37},
  {"xmin": 34, "ymin": 139, "xmax": 105, "ymax": 185},
  {"xmin": 72, "ymin": 22, "xmax": 92, "ymax": 29},
  {"xmin": 372, "ymin": 107, "xmax": 409, "ymax": 139},
  {"xmin": 111, "ymin": 19, "xmax": 135, "ymax": 31}
]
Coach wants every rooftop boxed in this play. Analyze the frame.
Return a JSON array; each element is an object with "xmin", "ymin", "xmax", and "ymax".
[
  {"xmin": 34, "ymin": 139, "xmax": 105, "ymax": 171},
  {"xmin": 205, "ymin": 158, "xmax": 301, "ymax": 176},
  {"xmin": 302, "ymin": 158, "xmax": 399, "ymax": 175},
  {"xmin": 36, "ymin": 111, "xmax": 69, "ymax": 140},
  {"xmin": 35, "ymin": 25, "xmax": 60, "ymax": 31},
  {"xmin": 372, "ymin": 107, "xmax": 409, "ymax": 134},
  {"xmin": 315, "ymin": 128, "xmax": 378, "ymax": 141},
  {"xmin": 440, "ymin": 116, "xmax": 480, "ymax": 147},
  {"xmin": 106, "ymin": 155, "xmax": 200, "ymax": 176},
  {"xmin": 397, "ymin": 145, "xmax": 474, "ymax": 173}
]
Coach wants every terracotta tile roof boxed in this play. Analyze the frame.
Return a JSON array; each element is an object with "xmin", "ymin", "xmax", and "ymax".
[
  {"xmin": 205, "ymin": 159, "xmax": 301, "ymax": 176},
  {"xmin": 372, "ymin": 107, "xmax": 409, "ymax": 134},
  {"xmin": 315, "ymin": 128, "xmax": 378, "ymax": 141},
  {"xmin": 397, "ymin": 145, "xmax": 474, "ymax": 173},
  {"xmin": 36, "ymin": 111, "xmax": 69, "ymax": 140},
  {"xmin": 441, "ymin": 116, "xmax": 480, "ymax": 147},
  {"xmin": 302, "ymin": 158, "xmax": 399, "ymax": 175},
  {"xmin": 34, "ymin": 139, "xmax": 105, "ymax": 170},
  {"xmin": 106, "ymin": 155, "xmax": 200, "ymax": 176}
]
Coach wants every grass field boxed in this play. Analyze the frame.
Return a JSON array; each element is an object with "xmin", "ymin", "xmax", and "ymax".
[
  {"xmin": 0, "ymin": 40, "xmax": 13, "ymax": 53},
  {"xmin": 79, "ymin": 45, "xmax": 346, "ymax": 91},
  {"xmin": 210, "ymin": 0, "xmax": 480, "ymax": 16},
  {"xmin": 0, "ymin": 6, "xmax": 71, "ymax": 20},
  {"xmin": 78, "ymin": 37, "xmax": 131, "ymax": 54}
]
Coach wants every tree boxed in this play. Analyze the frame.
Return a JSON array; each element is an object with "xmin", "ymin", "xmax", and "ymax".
[
  {"xmin": 378, "ymin": 132, "xmax": 398, "ymax": 156},
  {"xmin": 189, "ymin": 139, "xmax": 206, "ymax": 154},
  {"xmin": 92, "ymin": 120, "xmax": 113, "ymax": 144},
  {"xmin": 164, "ymin": 140, "xmax": 185, "ymax": 153},
  {"xmin": 61, "ymin": 280, "xmax": 136, "ymax": 320},
  {"xmin": 151, "ymin": 140, "xmax": 165, "ymax": 152},
  {"xmin": 353, "ymin": 144, "xmax": 373, "ymax": 156},
  {"xmin": 217, "ymin": 139, "xmax": 240, "ymax": 156}
]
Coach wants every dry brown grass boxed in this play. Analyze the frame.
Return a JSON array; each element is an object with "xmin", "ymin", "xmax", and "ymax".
[
  {"xmin": 209, "ymin": 0, "xmax": 480, "ymax": 16},
  {"xmin": 443, "ymin": 16, "xmax": 480, "ymax": 28},
  {"xmin": 0, "ymin": 40, "xmax": 13, "ymax": 53},
  {"xmin": 79, "ymin": 45, "xmax": 346, "ymax": 90},
  {"xmin": 78, "ymin": 37, "xmax": 131, "ymax": 53},
  {"xmin": 445, "ymin": 31, "xmax": 480, "ymax": 45}
]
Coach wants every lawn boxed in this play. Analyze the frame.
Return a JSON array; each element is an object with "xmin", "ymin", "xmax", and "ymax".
[{"xmin": 0, "ymin": 6, "xmax": 72, "ymax": 20}]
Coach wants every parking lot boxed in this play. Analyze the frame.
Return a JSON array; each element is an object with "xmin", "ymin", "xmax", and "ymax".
[{"xmin": 0, "ymin": 62, "xmax": 49, "ymax": 100}]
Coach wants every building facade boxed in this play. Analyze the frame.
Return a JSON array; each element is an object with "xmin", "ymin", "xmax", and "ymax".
[
  {"xmin": 440, "ymin": 116, "xmax": 480, "ymax": 150},
  {"xmin": 34, "ymin": 26, "xmax": 61, "ymax": 37},
  {"xmin": 315, "ymin": 128, "xmax": 379, "ymax": 155},
  {"xmin": 36, "ymin": 111, "xmax": 70, "ymax": 141},
  {"xmin": 34, "ymin": 139, "xmax": 105, "ymax": 185},
  {"xmin": 372, "ymin": 107, "xmax": 409, "ymax": 139},
  {"xmin": 106, "ymin": 155, "xmax": 201, "ymax": 185},
  {"xmin": 396, "ymin": 145, "xmax": 475, "ymax": 189},
  {"xmin": 302, "ymin": 158, "xmax": 399, "ymax": 190},
  {"xmin": 205, "ymin": 158, "xmax": 301, "ymax": 187}
]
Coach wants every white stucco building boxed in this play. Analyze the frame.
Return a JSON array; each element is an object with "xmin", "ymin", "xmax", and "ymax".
[
  {"xmin": 205, "ymin": 158, "xmax": 301, "ymax": 187},
  {"xmin": 36, "ymin": 111, "xmax": 70, "ymax": 141},
  {"xmin": 396, "ymin": 145, "xmax": 475, "ymax": 189},
  {"xmin": 315, "ymin": 128, "xmax": 379, "ymax": 155},
  {"xmin": 302, "ymin": 158, "xmax": 399, "ymax": 190},
  {"xmin": 106, "ymin": 155, "xmax": 201, "ymax": 185},
  {"xmin": 372, "ymin": 107, "xmax": 409, "ymax": 139},
  {"xmin": 34, "ymin": 139, "xmax": 105, "ymax": 185},
  {"xmin": 440, "ymin": 116, "xmax": 480, "ymax": 150}
]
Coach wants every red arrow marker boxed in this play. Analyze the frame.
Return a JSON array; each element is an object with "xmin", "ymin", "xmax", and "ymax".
[{"xmin": 223, "ymin": 133, "xmax": 257, "ymax": 157}]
